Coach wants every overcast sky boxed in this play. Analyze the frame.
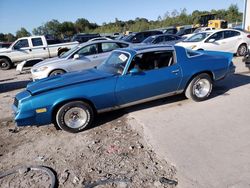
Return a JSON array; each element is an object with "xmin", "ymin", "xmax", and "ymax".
[{"xmin": 0, "ymin": 0, "xmax": 244, "ymax": 34}]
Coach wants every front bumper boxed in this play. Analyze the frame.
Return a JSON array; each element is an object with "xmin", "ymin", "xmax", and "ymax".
[{"xmin": 31, "ymin": 69, "xmax": 48, "ymax": 81}]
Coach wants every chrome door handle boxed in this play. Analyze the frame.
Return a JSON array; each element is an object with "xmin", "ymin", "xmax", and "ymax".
[{"xmin": 172, "ymin": 69, "xmax": 179, "ymax": 74}]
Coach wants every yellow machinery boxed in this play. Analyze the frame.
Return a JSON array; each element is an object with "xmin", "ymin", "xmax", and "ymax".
[{"xmin": 208, "ymin": 20, "xmax": 228, "ymax": 29}]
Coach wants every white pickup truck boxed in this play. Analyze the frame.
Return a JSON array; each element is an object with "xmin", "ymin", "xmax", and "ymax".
[{"xmin": 0, "ymin": 36, "xmax": 79, "ymax": 70}]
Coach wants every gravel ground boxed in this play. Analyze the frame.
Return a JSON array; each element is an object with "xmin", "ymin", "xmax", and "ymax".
[{"xmin": 0, "ymin": 69, "xmax": 177, "ymax": 187}]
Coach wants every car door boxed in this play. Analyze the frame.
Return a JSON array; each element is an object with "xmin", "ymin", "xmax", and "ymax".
[
  {"xmin": 222, "ymin": 30, "xmax": 241, "ymax": 53},
  {"xmin": 10, "ymin": 39, "xmax": 33, "ymax": 62},
  {"xmin": 68, "ymin": 43, "xmax": 100, "ymax": 71},
  {"xmin": 115, "ymin": 50, "xmax": 182, "ymax": 105},
  {"xmin": 202, "ymin": 31, "xmax": 228, "ymax": 51},
  {"xmin": 31, "ymin": 37, "xmax": 48, "ymax": 59}
]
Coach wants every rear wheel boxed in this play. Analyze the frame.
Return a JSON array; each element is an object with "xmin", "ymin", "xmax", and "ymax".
[
  {"xmin": 237, "ymin": 44, "xmax": 247, "ymax": 56},
  {"xmin": 49, "ymin": 69, "xmax": 66, "ymax": 77},
  {"xmin": 0, "ymin": 58, "xmax": 12, "ymax": 70},
  {"xmin": 185, "ymin": 73, "xmax": 213, "ymax": 102},
  {"xmin": 55, "ymin": 101, "xmax": 94, "ymax": 133}
]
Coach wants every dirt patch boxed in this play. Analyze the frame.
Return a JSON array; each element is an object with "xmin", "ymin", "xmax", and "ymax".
[{"xmin": 0, "ymin": 114, "xmax": 177, "ymax": 188}]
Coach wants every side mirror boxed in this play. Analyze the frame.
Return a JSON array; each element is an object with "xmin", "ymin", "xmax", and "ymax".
[
  {"xmin": 208, "ymin": 39, "xmax": 216, "ymax": 43},
  {"xmin": 129, "ymin": 67, "xmax": 140, "ymax": 75},
  {"xmin": 73, "ymin": 54, "xmax": 80, "ymax": 60}
]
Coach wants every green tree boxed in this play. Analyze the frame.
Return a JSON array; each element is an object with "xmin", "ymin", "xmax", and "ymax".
[{"xmin": 16, "ymin": 27, "xmax": 31, "ymax": 38}]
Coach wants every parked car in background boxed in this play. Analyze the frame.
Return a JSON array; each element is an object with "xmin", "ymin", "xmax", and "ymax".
[
  {"xmin": 162, "ymin": 27, "xmax": 178, "ymax": 34},
  {"xmin": 71, "ymin": 33, "xmax": 100, "ymax": 43},
  {"xmin": 176, "ymin": 29, "xmax": 250, "ymax": 56},
  {"xmin": 176, "ymin": 27, "xmax": 197, "ymax": 36},
  {"xmin": 122, "ymin": 30, "xmax": 163, "ymax": 43},
  {"xmin": 88, "ymin": 37, "xmax": 112, "ymax": 42},
  {"xmin": 0, "ymin": 35, "xmax": 78, "ymax": 70},
  {"xmin": 31, "ymin": 40, "xmax": 130, "ymax": 80},
  {"xmin": 0, "ymin": 42, "xmax": 12, "ymax": 48},
  {"xmin": 142, "ymin": 34, "xmax": 183, "ymax": 45},
  {"xmin": 183, "ymin": 27, "xmax": 216, "ymax": 38},
  {"xmin": 13, "ymin": 45, "xmax": 235, "ymax": 133}
]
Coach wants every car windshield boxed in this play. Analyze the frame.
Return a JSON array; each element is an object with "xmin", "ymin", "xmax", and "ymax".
[
  {"xmin": 193, "ymin": 28, "xmax": 202, "ymax": 33},
  {"xmin": 184, "ymin": 32, "xmax": 211, "ymax": 42},
  {"xmin": 142, "ymin": 36, "xmax": 156, "ymax": 43},
  {"xmin": 97, "ymin": 51, "xmax": 130, "ymax": 75},
  {"xmin": 60, "ymin": 46, "xmax": 80, "ymax": 58}
]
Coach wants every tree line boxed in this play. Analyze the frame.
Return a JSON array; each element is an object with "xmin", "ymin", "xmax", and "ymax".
[{"xmin": 0, "ymin": 4, "xmax": 242, "ymax": 42}]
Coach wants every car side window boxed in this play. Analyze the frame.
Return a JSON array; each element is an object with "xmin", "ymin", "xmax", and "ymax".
[
  {"xmin": 77, "ymin": 44, "xmax": 98, "ymax": 56},
  {"xmin": 31, "ymin": 38, "xmax": 43, "ymax": 47},
  {"xmin": 165, "ymin": 36, "xmax": 176, "ymax": 41},
  {"xmin": 101, "ymin": 42, "xmax": 120, "ymax": 53},
  {"xmin": 128, "ymin": 51, "xmax": 174, "ymax": 73},
  {"xmin": 154, "ymin": 36, "xmax": 164, "ymax": 43},
  {"xmin": 13, "ymin": 39, "xmax": 29, "ymax": 49},
  {"xmin": 224, "ymin": 30, "xmax": 240, "ymax": 39},
  {"xmin": 118, "ymin": 43, "xmax": 129, "ymax": 48},
  {"xmin": 207, "ymin": 31, "xmax": 224, "ymax": 42}
]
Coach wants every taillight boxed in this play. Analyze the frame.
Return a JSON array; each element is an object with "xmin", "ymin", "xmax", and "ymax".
[{"xmin": 247, "ymin": 35, "xmax": 250, "ymax": 38}]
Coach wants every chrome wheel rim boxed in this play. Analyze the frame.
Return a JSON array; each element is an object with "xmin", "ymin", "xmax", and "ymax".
[
  {"xmin": 1, "ymin": 62, "xmax": 7, "ymax": 68},
  {"xmin": 64, "ymin": 107, "xmax": 88, "ymax": 129},
  {"xmin": 194, "ymin": 79, "xmax": 211, "ymax": 98},
  {"xmin": 51, "ymin": 71, "xmax": 63, "ymax": 76},
  {"xmin": 239, "ymin": 46, "xmax": 247, "ymax": 56}
]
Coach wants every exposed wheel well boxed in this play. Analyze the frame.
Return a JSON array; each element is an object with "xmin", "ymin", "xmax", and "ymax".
[
  {"xmin": 184, "ymin": 71, "xmax": 214, "ymax": 91},
  {"xmin": 51, "ymin": 98, "xmax": 97, "ymax": 126},
  {"xmin": 197, "ymin": 49, "xmax": 204, "ymax": 51}
]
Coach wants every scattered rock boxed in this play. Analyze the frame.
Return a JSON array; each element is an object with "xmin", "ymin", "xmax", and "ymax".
[
  {"xmin": 60, "ymin": 169, "xmax": 70, "ymax": 184},
  {"xmin": 73, "ymin": 176, "xmax": 80, "ymax": 184}
]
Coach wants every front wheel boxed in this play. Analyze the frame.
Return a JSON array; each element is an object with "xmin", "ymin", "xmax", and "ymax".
[
  {"xmin": 49, "ymin": 69, "xmax": 66, "ymax": 77},
  {"xmin": 185, "ymin": 73, "xmax": 213, "ymax": 102},
  {"xmin": 55, "ymin": 101, "xmax": 94, "ymax": 133},
  {"xmin": 0, "ymin": 58, "xmax": 12, "ymax": 70}
]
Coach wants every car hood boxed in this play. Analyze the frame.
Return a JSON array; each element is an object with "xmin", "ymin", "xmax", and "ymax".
[
  {"xmin": 27, "ymin": 69, "xmax": 114, "ymax": 95},
  {"xmin": 33, "ymin": 57, "xmax": 65, "ymax": 68},
  {"xmin": 0, "ymin": 48, "xmax": 11, "ymax": 53}
]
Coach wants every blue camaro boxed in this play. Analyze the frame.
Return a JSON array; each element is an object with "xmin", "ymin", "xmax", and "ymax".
[{"xmin": 13, "ymin": 45, "xmax": 235, "ymax": 133}]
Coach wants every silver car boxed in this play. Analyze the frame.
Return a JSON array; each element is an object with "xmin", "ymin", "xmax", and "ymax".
[{"xmin": 31, "ymin": 40, "xmax": 130, "ymax": 80}]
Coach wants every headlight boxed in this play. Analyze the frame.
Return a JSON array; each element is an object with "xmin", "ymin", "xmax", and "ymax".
[{"xmin": 33, "ymin": 66, "xmax": 48, "ymax": 72}]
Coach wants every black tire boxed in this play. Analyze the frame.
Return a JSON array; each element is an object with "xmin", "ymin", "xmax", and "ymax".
[
  {"xmin": 185, "ymin": 73, "xmax": 213, "ymax": 102},
  {"xmin": 237, "ymin": 44, "xmax": 248, "ymax": 56},
  {"xmin": 49, "ymin": 69, "xmax": 66, "ymax": 77},
  {"xmin": 0, "ymin": 58, "xmax": 12, "ymax": 70},
  {"xmin": 58, "ymin": 48, "xmax": 69, "ymax": 57},
  {"xmin": 55, "ymin": 101, "xmax": 94, "ymax": 133}
]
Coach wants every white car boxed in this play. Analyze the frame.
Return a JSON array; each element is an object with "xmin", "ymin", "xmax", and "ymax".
[
  {"xmin": 182, "ymin": 27, "xmax": 216, "ymax": 39},
  {"xmin": 31, "ymin": 40, "xmax": 130, "ymax": 80},
  {"xmin": 176, "ymin": 29, "xmax": 250, "ymax": 56}
]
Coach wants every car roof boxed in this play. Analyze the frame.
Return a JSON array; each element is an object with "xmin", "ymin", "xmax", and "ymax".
[
  {"xmin": 117, "ymin": 44, "xmax": 175, "ymax": 55},
  {"xmin": 78, "ymin": 39, "xmax": 130, "ymax": 47}
]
